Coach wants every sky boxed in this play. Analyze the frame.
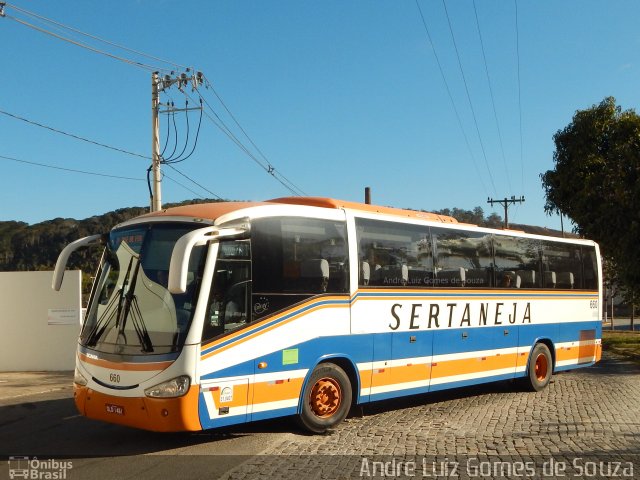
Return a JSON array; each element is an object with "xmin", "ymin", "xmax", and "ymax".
[{"xmin": 1, "ymin": 0, "xmax": 639, "ymax": 229}]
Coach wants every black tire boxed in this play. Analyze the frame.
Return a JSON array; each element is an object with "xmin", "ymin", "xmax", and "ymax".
[
  {"xmin": 297, "ymin": 363, "xmax": 352, "ymax": 434},
  {"xmin": 524, "ymin": 343, "xmax": 553, "ymax": 392}
]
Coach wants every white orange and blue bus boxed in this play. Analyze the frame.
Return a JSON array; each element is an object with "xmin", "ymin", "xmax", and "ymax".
[{"xmin": 53, "ymin": 197, "xmax": 602, "ymax": 433}]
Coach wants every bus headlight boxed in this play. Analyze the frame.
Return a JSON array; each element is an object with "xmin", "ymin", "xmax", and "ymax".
[
  {"xmin": 74, "ymin": 368, "xmax": 88, "ymax": 386},
  {"xmin": 144, "ymin": 376, "xmax": 191, "ymax": 398}
]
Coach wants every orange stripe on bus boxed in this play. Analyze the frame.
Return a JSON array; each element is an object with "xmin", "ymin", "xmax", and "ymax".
[
  {"xmin": 430, "ymin": 353, "xmax": 519, "ymax": 379},
  {"xmin": 557, "ymin": 344, "xmax": 596, "ymax": 363},
  {"xmin": 361, "ymin": 353, "xmax": 521, "ymax": 389},
  {"xmin": 252, "ymin": 377, "xmax": 304, "ymax": 405}
]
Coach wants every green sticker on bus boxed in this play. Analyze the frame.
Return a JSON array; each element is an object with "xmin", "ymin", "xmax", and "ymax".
[{"xmin": 282, "ymin": 348, "xmax": 299, "ymax": 365}]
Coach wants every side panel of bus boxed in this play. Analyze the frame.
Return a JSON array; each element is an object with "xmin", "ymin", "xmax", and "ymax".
[{"xmin": 196, "ymin": 212, "xmax": 356, "ymax": 429}]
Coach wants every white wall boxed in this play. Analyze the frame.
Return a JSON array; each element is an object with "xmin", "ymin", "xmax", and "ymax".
[{"xmin": 0, "ymin": 271, "xmax": 82, "ymax": 371}]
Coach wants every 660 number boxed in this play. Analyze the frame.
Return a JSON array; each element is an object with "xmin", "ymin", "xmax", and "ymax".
[{"xmin": 109, "ymin": 373, "xmax": 121, "ymax": 383}]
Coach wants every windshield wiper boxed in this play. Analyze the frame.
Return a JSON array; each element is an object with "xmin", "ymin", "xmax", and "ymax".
[
  {"xmin": 129, "ymin": 297, "xmax": 154, "ymax": 353},
  {"xmin": 115, "ymin": 258, "xmax": 135, "ymax": 328},
  {"xmin": 117, "ymin": 258, "xmax": 154, "ymax": 353},
  {"xmin": 86, "ymin": 256, "xmax": 134, "ymax": 347},
  {"xmin": 85, "ymin": 289, "xmax": 119, "ymax": 347}
]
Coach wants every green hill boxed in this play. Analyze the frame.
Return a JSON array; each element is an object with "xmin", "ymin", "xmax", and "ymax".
[{"xmin": 0, "ymin": 199, "xmax": 221, "ymax": 275}]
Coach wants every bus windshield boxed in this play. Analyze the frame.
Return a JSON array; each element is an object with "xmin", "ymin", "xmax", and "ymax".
[{"xmin": 81, "ymin": 223, "xmax": 206, "ymax": 356}]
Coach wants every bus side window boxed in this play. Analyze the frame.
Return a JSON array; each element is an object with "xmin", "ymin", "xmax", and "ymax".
[
  {"xmin": 582, "ymin": 247, "xmax": 598, "ymax": 290},
  {"xmin": 432, "ymin": 228, "xmax": 493, "ymax": 288},
  {"xmin": 493, "ymin": 235, "xmax": 541, "ymax": 289},
  {"xmin": 250, "ymin": 218, "xmax": 349, "ymax": 321},
  {"xmin": 542, "ymin": 241, "xmax": 583, "ymax": 289},
  {"xmin": 355, "ymin": 218, "xmax": 433, "ymax": 288},
  {"xmin": 202, "ymin": 241, "xmax": 252, "ymax": 343}
]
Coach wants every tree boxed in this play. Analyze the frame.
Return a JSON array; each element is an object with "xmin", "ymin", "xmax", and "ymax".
[
  {"xmin": 432, "ymin": 206, "xmax": 503, "ymax": 228},
  {"xmin": 541, "ymin": 97, "xmax": 640, "ymax": 302}
]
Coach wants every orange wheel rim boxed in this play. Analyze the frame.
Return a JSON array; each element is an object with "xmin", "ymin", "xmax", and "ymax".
[
  {"xmin": 535, "ymin": 353, "xmax": 548, "ymax": 381},
  {"xmin": 309, "ymin": 377, "xmax": 342, "ymax": 418}
]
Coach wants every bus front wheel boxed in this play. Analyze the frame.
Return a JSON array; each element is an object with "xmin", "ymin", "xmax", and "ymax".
[
  {"xmin": 525, "ymin": 343, "xmax": 553, "ymax": 392},
  {"xmin": 297, "ymin": 363, "xmax": 352, "ymax": 433}
]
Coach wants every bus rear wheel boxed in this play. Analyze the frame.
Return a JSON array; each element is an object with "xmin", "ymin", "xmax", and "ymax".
[
  {"xmin": 524, "ymin": 343, "xmax": 553, "ymax": 392},
  {"xmin": 297, "ymin": 363, "xmax": 352, "ymax": 433}
]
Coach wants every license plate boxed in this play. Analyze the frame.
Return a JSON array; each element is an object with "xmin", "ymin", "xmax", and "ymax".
[{"xmin": 105, "ymin": 403, "xmax": 125, "ymax": 415}]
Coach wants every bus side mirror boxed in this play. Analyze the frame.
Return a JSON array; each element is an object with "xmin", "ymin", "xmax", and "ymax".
[
  {"xmin": 52, "ymin": 234, "xmax": 103, "ymax": 291},
  {"xmin": 168, "ymin": 225, "xmax": 248, "ymax": 294},
  {"xmin": 168, "ymin": 227, "xmax": 217, "ymax": 294}
]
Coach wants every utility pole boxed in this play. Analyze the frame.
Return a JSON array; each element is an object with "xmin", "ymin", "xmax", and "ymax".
[
  {"xmin": 487, "ymin": 195, "xmax": 525, "ymax": 229},
  {"xmin": 151, "ymin": 73, "xmax": 161, "ymax": 212},
  {"xmin": 149, "ymin": 69, "xmax": 204, "ymax": 212}
]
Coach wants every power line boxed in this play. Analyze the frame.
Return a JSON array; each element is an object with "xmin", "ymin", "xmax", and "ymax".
[
  {"xmin": 160, "ymin": 104, "xmax": 175, "ymax": 158},
  {"xmin": 472, "ymin": 0, "xmax": 511, "ymax": 193},
  {"xmin": 161, "ymin": 105, "xmax": 179, "ymax": 160},
  {"xmin": 414, "ymin": 0, "xmax": 489, "ymax": 195},
  {"xmin": 0, "ymin": 107, "xmax": 221, "ymax": 199},
  {"xmin": 3, "ymin": 3, "xmax": 305, "ymax": 198},
  {"xmin": 191, "ymin": 87, "xmax": 307, "ymax": 196},
  {"xmin": 164, "ymin": 163, "xmax": 222, "ymax": 200},
  {"xmin": 162, "ymin": 173, "xmax": 206, "ymax": 199},
  {"xmin": 202, "ymin": 75, "xmax": 307, "ymax": 196},
  {"xmin": 5, "ymin": 2, "xmax": 187, "ymax": 71},
  {"xmin": 0, "ymin": 153, "xmax": 144, "ymax": 181},
  {"xmin": 3, "ymin": 13, "xmax": 162, "ymax": 72},
  {"xmin": 182, "ymin": 87, "xmax": 307, "ymax": 196},
  {"xmin": 441, "ymin": 0, "xmax": 497, "ymax": 195},
  {"xmin": 0, "ymin": 109, "xmax": 149, "ymax": 160},
  {"xmin": 514, "ymin": 0, "xmax": 524, "ymax": 190},
  {"xmin": 162, "ymin": 98, "xmax": 204, "ymax": 165}
]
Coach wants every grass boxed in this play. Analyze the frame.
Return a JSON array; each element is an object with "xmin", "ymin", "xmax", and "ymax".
[{"xmin": 602, "ymin": 330, "xmax": 640, "ymax": 362}]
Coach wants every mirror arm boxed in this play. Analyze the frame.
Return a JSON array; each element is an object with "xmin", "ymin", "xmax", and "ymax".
[{"xmin": 52, "ymin": 234, "xmax": 103, "ymax": 291}]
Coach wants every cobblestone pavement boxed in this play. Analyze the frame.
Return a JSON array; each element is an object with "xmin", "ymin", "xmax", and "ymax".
[{"xmin": 223, "ymin": 352, "xmax": 640, "ymax": 479}]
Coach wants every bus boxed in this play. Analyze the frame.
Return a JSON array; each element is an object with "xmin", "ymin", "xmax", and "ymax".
[{"xmin": 52, "ymin": 197, "xmax": 602, "ymax": 433}]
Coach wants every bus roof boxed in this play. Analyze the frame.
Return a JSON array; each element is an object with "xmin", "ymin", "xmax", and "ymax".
[
  {"xmin": 269, "ymin": 197, "xmax": 458, "ymax": 223},
  {"xmin": 141, "ymin": 197, "xmax": 459, "ymax": 224}
]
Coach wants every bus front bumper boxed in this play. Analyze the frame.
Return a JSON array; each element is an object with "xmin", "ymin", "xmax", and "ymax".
[{"xmin": 73, "ymin": 384, "xmax": 202, "ymax": 432}]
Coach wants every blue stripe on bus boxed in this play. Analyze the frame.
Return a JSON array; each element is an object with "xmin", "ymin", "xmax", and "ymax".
[
  {"xmin": 428, "ymin": 372, "xmax": 518, "ymax": 393},
  {"xmin": 250, "ymin": 406, "xmax": 298, "ymax": 423},
  {"xmin": 200, "ymin": 359, "xmax": 256, "ymax": 380},
  {"xmin": 555, "ymin": 361, "xmax": 596, "ymax": 373}
]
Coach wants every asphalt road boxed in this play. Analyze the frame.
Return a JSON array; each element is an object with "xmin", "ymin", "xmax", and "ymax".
[
  {"xmin": 1, "ymin": 352, "xmax": 639, "ymax": 480},
  {"xmin": 0, "ymin": 374, "xmax": 297, "ymax": 480}
]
